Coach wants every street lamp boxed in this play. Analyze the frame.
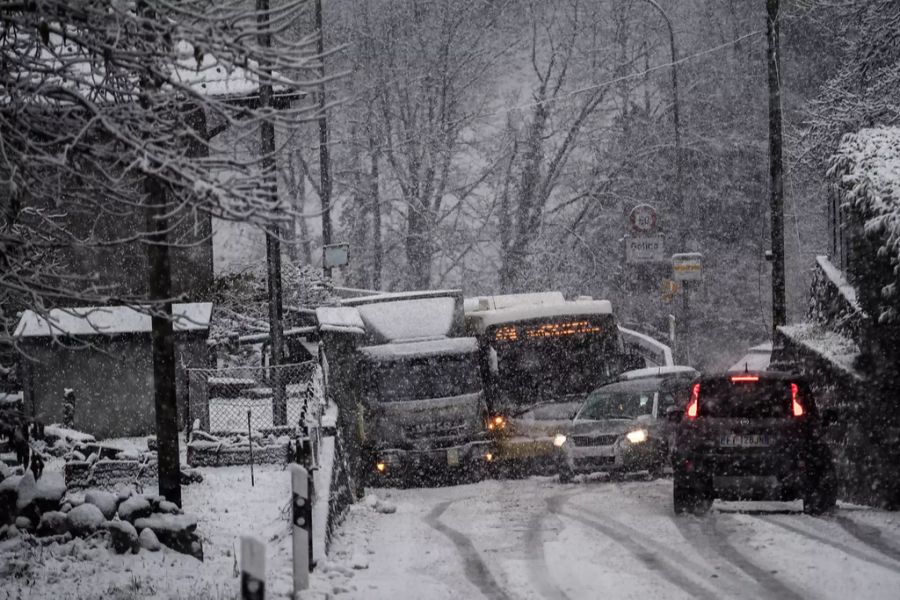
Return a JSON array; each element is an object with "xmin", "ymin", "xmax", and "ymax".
[
  {"xmin": 641, "ymin": 0, "xmax": 684, "ymax": 243},
  {"xmin": 640, "ymin": 0, "xmax": 691, "ymax": 363}
]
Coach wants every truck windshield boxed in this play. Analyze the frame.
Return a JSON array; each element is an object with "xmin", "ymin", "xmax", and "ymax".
[
  {"xmin": 368, "ymin": 355, "xmax": 482, "ymax": 402},
  {"xmin": 487, "ymin": 315, "xmax": 620, "ymax": 409}
]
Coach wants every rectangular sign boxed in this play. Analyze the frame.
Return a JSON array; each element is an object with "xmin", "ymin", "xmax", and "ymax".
[
  {"xmin": 672, "ymin": 252, "xmax": 703, "ymax": 281},
  {"xmin": 625, "ymin": 235, "xmax": 665, "ymax": 264},
  {"xmin": 323, "ymin": 243, "xmax": 350, "ymax": 269}
]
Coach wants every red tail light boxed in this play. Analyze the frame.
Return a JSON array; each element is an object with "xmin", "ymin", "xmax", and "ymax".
[
  {"xmin": 686, "ymin": 383, "xmax": 700, "ymax": 419},
  {"xmin": 791, "ymin": 383, "xmax": 804, "ymax": 417}
]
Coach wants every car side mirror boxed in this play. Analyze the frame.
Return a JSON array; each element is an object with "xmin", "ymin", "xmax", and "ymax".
[{"xmin": 665, "ymin": 405, "xmax": 682, "ymax": 423}]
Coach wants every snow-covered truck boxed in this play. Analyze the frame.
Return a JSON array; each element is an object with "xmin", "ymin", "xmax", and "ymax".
[
  {"xmin": 316, "ymin": 290, "xmax": 490, "ymax": 486},
  {"xmin": 464, "ymin": 292, "xmax": 651, "ymax": 474}
]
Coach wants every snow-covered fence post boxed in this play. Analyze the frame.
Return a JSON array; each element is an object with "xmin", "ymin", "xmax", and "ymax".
[
  {"xmin": 289, "ymin": 463, "xmax": 312, "ymax": 592},
  {"xmin": 248, "ymin": 409, "xmax": 255, "ymax": 487},
  {"xmin": 240, "ymin": 535, "xmax": 266, "ymax": 600}
]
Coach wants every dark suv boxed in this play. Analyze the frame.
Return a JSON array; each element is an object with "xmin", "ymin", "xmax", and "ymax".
[{"xmin": 671, "ymin": 371, "xmax": 837, "ymax": 515}]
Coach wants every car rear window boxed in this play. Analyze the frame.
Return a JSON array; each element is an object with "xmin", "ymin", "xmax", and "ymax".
[{"xmin": 699, "ymin": 380, "xmax": 794, "ymax": 419}]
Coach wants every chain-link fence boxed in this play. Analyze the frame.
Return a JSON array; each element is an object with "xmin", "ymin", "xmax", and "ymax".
[{"xmin": 187, "ymin": 362, "xmax": 323, "ymax": 436}]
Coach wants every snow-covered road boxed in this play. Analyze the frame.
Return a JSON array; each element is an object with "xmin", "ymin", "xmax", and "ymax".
[{"xmin": 319, "ymin": 477, "xmax": 900, "ymax": 600}]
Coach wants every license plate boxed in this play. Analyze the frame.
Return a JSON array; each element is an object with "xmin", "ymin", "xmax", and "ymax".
[
  {"xmin": 719, "ymin": 434, "xmax": 771, "ymax": 447},
  {"xmin": 447, "ymin": 448, "xmax": 460, "ymax": 466}
]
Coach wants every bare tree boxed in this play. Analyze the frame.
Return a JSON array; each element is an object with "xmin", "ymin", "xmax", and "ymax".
[{"xmin": 0, "ymin": 0, "xmax": 326, "ymax": 501}]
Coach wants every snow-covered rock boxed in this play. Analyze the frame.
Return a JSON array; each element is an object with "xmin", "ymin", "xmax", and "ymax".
[
  {"xmin": 14, "ymin": 516, "xmax": 33, "ymax": 531},
  {"xmin": 139, "ymin": 527, "xmax": 161, "ymax": 552},
  {"xmin": 364, "ymin": 494, "xmax": 397, "ymax": 514},
  {"xmin": 134, "ymin": 513, "xmax": 197, "ymax": 534},
  {"xmin": 14, "ymin": 471, "xmax": 36, "ymax": 512},
  {"xmin": 15, "ymin": 471, "xmax": 66, "ymax": 516},
  {"xmin": 107, "ymin": 520, "xmax": 139, "ymax": 554},
  {"xmin": 116, "ymin": 488, "xmax": 133, "ymax": 503},
  {"xmin": 0, "ymin": 461, "xmax": 10, "ymax": 481},
  {"xmin": 158, "ymin": 500, "xmax": 181, "ymax": 514},
  {"xmin": 60, "ymin": 503, "xmax": 73, "ymax": 513},
  {"xmin": 62, "ymin": 492, "xmax": 84, "ymax": 507},
  {"xmin": 66, "ymin": 503, "xmax": 105, "ymax": 536},
  {"xmin": 5, "ymin": 524, "xmax": 20, "ymax": 539},
  {"xmin": 44, "ymin": 425, "xmax": 96, "ymax": 445},
  {"xmin": 134, "ymin": 513, "xmax": 202, "ymax": 559},
  {"xmin": 37, "ymin": 511, "xmax": 69, "ymax": 536},
  {"xmin": 117, "ymin": 495, "xmax": 152, "ymax": 523},
  {"xmin": 84, "ymin": 490, "xmax": 117, "ymax": 520}
]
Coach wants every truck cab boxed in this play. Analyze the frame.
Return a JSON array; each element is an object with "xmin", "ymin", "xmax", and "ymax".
[{"xmin": 317, "ymin": 290, "xmax": 489, "ymax": 487}]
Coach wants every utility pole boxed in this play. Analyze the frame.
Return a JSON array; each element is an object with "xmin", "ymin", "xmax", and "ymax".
[
  {"xmin": 145, "ymin": 175, "xmax": 181, "ymax": 507},
  {"xmin": 137, "ymin": 0, "xmax": 180, "ymax": 507},
  {"xmin": 257, "ymin": 0, "xmax": 287, "ymax": 425},
  {"xmin": 315, "ymin": 0, "xmax": 333, "ymax": 279},
  {"xmin": 766, "ymin": 0, "xmax": 787, "ymax": 331}
]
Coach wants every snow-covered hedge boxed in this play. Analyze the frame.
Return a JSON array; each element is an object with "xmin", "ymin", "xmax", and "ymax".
[{"xmin": 828, "ymin": 126, "xmax": 900, "ymax": 324}]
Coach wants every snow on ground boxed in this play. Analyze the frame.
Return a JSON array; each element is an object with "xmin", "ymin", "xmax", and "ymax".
[
  {"xmin": 2, "ymin": 464, "xmax": 295, "ymax": 600},
  {"xmin": 5, "ymin": 466, "xmax": 900, "ymax": 600},
  {"xmin": 319, "ymin": 477, "xmax": 900, "ymax": 600}
]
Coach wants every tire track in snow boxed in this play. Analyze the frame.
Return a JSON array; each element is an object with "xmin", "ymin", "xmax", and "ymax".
[
  {"xmin": 834, "ymin": 515, "xmax": 900, "ymax": 564},
  {"xmin": 424, "ymin": 500, "xmax": 512, "ymax": 600},
  {"xmin": 566, "ymin": 497, "xmax": 751, "ymax": 600},
  {"xmin": 525, "ymin": 494, "xmax": 574, "ymax": 600},
  {"xmin": 548, "ymin": 495, "xmax": 720, "ymax": 600},
  {"xmin": 754, "ymin": 515, "xmax": 900, "ymax": 573},
  {"xmin": 678, "ymin": 513, "xmax": 805, "ymax": 600}
]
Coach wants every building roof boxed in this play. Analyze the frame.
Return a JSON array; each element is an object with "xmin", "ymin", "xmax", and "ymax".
[{"xmin": 15, "ymin": 303, "xmax": 213, "ymax": 338}]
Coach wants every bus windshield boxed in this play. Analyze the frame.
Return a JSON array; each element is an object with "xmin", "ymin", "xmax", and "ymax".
[{"xmin": 486, "ymin": 315, "xmax": 620, "ymax": 409}]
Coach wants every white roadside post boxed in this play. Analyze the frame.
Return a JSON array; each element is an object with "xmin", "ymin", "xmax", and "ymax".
[
  {"xmin": 289, "ymin": 463, "xmax": 312, "ymax": 593},
  {"xmin": 240, "ymin": 535, "xmax": 266, "ymax": 600}
]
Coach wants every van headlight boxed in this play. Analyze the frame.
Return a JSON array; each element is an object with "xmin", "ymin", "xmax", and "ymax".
[
  {"xmin": 625, "ymin": 429, "xmax": 648, "ymax": 444},
  {"xmin": 553, "ymin": 433, "xmax": 567, "ymax": 447}
]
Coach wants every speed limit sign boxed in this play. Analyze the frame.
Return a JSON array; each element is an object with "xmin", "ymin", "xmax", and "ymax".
[{"xmin": 628, "ymin": 204, "xmax": 658, "ymax": 235}]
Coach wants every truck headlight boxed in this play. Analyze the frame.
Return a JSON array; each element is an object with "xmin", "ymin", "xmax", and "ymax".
[
  {"xmin": 553, "ymin": 433, "xmax": 567, "ymax": 447},
  {"xmin": 625, "ymin": 429, "xmax": 648, "ymax": 444}
]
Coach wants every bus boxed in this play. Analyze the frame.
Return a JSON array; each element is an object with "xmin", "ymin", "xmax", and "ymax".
[{"xmin": 464, "ymin": 292, "xmax": 645, "ymax": 473}]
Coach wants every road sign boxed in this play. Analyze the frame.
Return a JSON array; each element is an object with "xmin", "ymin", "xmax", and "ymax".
[
  {"xmin": 625, "ymin": 235, "xmax": 665, "ymax": 263},
  {"xmin": 672, "ymin": 253, "xmax": 702, "ymax": 281},
  {"xmin": 629, "ymin": 204, "xmax": 658, "ymax": 235},
  {"xmin": 323, "ymin": 243, "xmax": 350, "ymax": 269},
  {"xmin": 661, "ymin": 278, "xmax": 680, "ymax": 302}
]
